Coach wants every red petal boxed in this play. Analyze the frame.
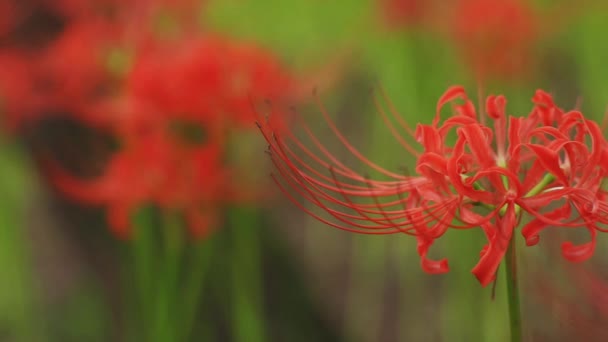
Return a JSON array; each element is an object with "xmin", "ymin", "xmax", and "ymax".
[
  {"xmin": 526, "ymin": 144, "xmax": 568, "ymax": 185},
  {"xmin": 506, "ymin": 116, "xmax": 522, "ymax": 173},
  {"xmin": 532, "ymin": 89, "xmax": 555, "ymax": 109},
  {"xmin": 521, "ymin": 204, "xmax": 571, "ymax": 246},
  {"xmin": 417, "ymin": 236, "xmax": 449, "ymax": 274},
  {"xmin": 454, "ymin": 99, "xmax": 477, "ymax": 119},
  {"xmin": 461, "ymin": 124, "xmax": 496, "ymax": 168},
  {"xmin": 421, "ymin": 257, "xmax": 449, "ymax": 274},
  {"xmin": 434, "ymin": 85, "xmax": 466, "ymax": 126},
  {"xmin": 562, "ymin": 227, "xmax": 596, "ymax": 263},
  {"xmin": 447, "ymin": 134, "xmax": 496, "ymax": 203},
  {"xmin": 415, "ymin": 124, "xmax": 443, "ymax": 154},
  {"xmin": 472, "ymin": 242, "xmax": 505, "ymax": 287},
  {"xmin": 471, "ymin": 204, "xmax": 516, "ymax": 286},
  {"xmin": 486, "ymin": 95, "xmax": 506, "ymax": 120}
]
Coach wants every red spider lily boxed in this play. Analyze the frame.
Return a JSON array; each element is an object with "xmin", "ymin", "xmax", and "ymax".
[
  {"xmin": 447, "ymin": 0, "xmax": 598, "ymax": 81},
  {"xmin": 45, "ymin": 99, "xmax": 242, "ymax": 239},
  {"xmin": 379, "ymin": 0, "xmax": 596, "ymax": 82},
  {"xmin": 378, "ymin": 0, "xmax": 429, "ymax": 29},
  {"xmin": 127, "ymin": 35, "xmax": 294, "ymax": 128},
  {"xmin": 0, "ymin": 0, "xmax": 211, "ymax": 130},
  {"xmin": 44, "ymin": 33, "xmax": 296, "ymax": 239},
  {"xmin": 0, "ymin": 20, "xmax": 119, "ymax": 130},
  {"xmin": 37, "ymin": 20, "xmax": 120, "ymax": 105},
  {"xmin": 258, "ymin": 85, "xmax": 608, "ymax": 286},
  {"xmin": 376, "ymin": 0, "xmax": 539, "ymax": 81},
  {"xmin": 0, "ymin": 0, "xmax": 323, "ymax": 240},
  {"xmin": 450, "ymin": 0, "xmax": 538, "ymax": 81}
]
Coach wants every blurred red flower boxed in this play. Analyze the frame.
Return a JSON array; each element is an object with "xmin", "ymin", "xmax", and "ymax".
[
  {"xmin": 450, "ymin": 0, "xmax": 538, "ymax": 81},
  {"xmin": 0, "ymin": 20, "xmax": 118, "ymax": 130},
  {"xmin": 260, "ymin": 86, "xmax": 608, "ymax": 286},
  {"xmin": 47, "ymin": 101, "xmax": 232, "ymax": 238},
  {"xmin": 1, "ymin": 0, "xmax": 340, "ymax": 240},
  {"xmin": 128, "ymin": 36, "xmax": 294, "ymax": 128},
  {"xmin": 378, "ymin": 0, "xmax": 429, "ymax": 29},
  {"xmin": 45, "ymin": 33, "xmax": 295, "ymax": 239}
]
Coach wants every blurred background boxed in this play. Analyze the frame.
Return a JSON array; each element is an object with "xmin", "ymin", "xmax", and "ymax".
[{"xmin": 1, "ymin": 0, "xmax": 608, "ymax": 341}]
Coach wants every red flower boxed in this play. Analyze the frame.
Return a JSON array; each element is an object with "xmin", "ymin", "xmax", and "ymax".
[
  {"xmin": 46, "ymin": 99, "xmax": 235, "ymax": 239},
  {"xmin": 0, "ymin": 1, "xmax": 302, "ymax": 240},
  {"xmin": 0, "ymin": 20, "xmax": 118, "ymax": 130},
  {"xmin": 259, "ymin": 86, "xmax": 608, "ymax": 286},
  {"xmin": 45, "ymin": 34, "xmax": 295, "ymax": 239},
  {"xmin": 38, "ymin": 20, "xmax": 119, "ymax": 104},
  {"xmin": 450, "ymin": 0, "xmax": 538, "ymax": 81},
  {"xmin": 378, "ymin": 0, "xmax": 429, "ymax": 29},
  {"xmin": 128, "ymin": 36, "xmax": 294, "ymax": 128}
]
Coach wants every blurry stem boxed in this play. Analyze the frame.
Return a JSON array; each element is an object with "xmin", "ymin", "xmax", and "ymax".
[
  {"xmin": 230, "ymin": 207, "xmax": 265, "ymax": 342},
  {"xmin": 179, "ymin": 236, "xmax": 215, "ymax": 342},
  {"xmin": 505, "ymin": 237, "xmax": 521, "ymax": 342},
  {"xmin": 0, "ymin": 143, "xmax": 46, "ymax": 341},
  {"xmin": 156, "ymin": 211, "xmax": 184, "ymax": 342},
  {"xmin": 133, "ymin": 209, "xmax": 154, "ymax": 342}
]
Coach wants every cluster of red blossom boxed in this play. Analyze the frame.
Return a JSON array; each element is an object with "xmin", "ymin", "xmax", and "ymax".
[
  {"xmin": 0, "ymin": 0, "xmax": 296, "ymax": 239},
  {"xmin": 379, "ymin": 0, "xmax": 577, "ymax": 81},
  {"xmin": 260, "ymin": 86, "xmax": 608, "ymax": 286}
]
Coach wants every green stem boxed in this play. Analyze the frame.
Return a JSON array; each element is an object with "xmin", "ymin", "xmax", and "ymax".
[
  {"xmin": 179, "ymin": 237, "xmax": 215, "ymax": 342},
  {"xmin": 231, "ymin": 208, "xmax": 265, "ymax": 342},
  {"xmin": 525, "ymin": 173, "xmax": 555, "ymax": 199},
  {"xmin": 133, "ymin": 208, "xmax": 155, "ymax": 342},
  {"xmin": 504, "ymin": 237, "xmax": 521, "ymax": 342},
  {"xmin": 156, "ymin": 211, "xmax": 184, "ymax": 342}
]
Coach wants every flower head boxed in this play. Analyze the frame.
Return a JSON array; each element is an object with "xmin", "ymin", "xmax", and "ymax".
[
  {"xmin": 450, "ymin": 0, "xmax": 538, "ymax": 81},
  {"xmin": 45, "ymin": 34, "xmax": 296, "ymax": 239},
  {"xmin": 46, "ymin": 102, "xmax": 232, "ymax": 239},
  {"xmin": 0, "ymin": 19, "xmax": 118, "ymax": 130},
  {"xmin": 259, "ymin": 86, "xmax": 608, "ymax": 286},
  {"xmin": 378, "ymin": 0, "xmax": 429, "ymax": 29},
  {"xmin": 127, "ymin": 36, "xmax": 294, "ymax": 128}
]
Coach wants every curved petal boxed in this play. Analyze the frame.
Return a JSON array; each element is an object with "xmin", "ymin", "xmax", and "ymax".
[
  {"xmin": 417, "ymin": 236, "xmax": 449, "ymax": 274},
  {"xmin": 562, "ymin": 226, "xmax": 596, "ymax": 263}
]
